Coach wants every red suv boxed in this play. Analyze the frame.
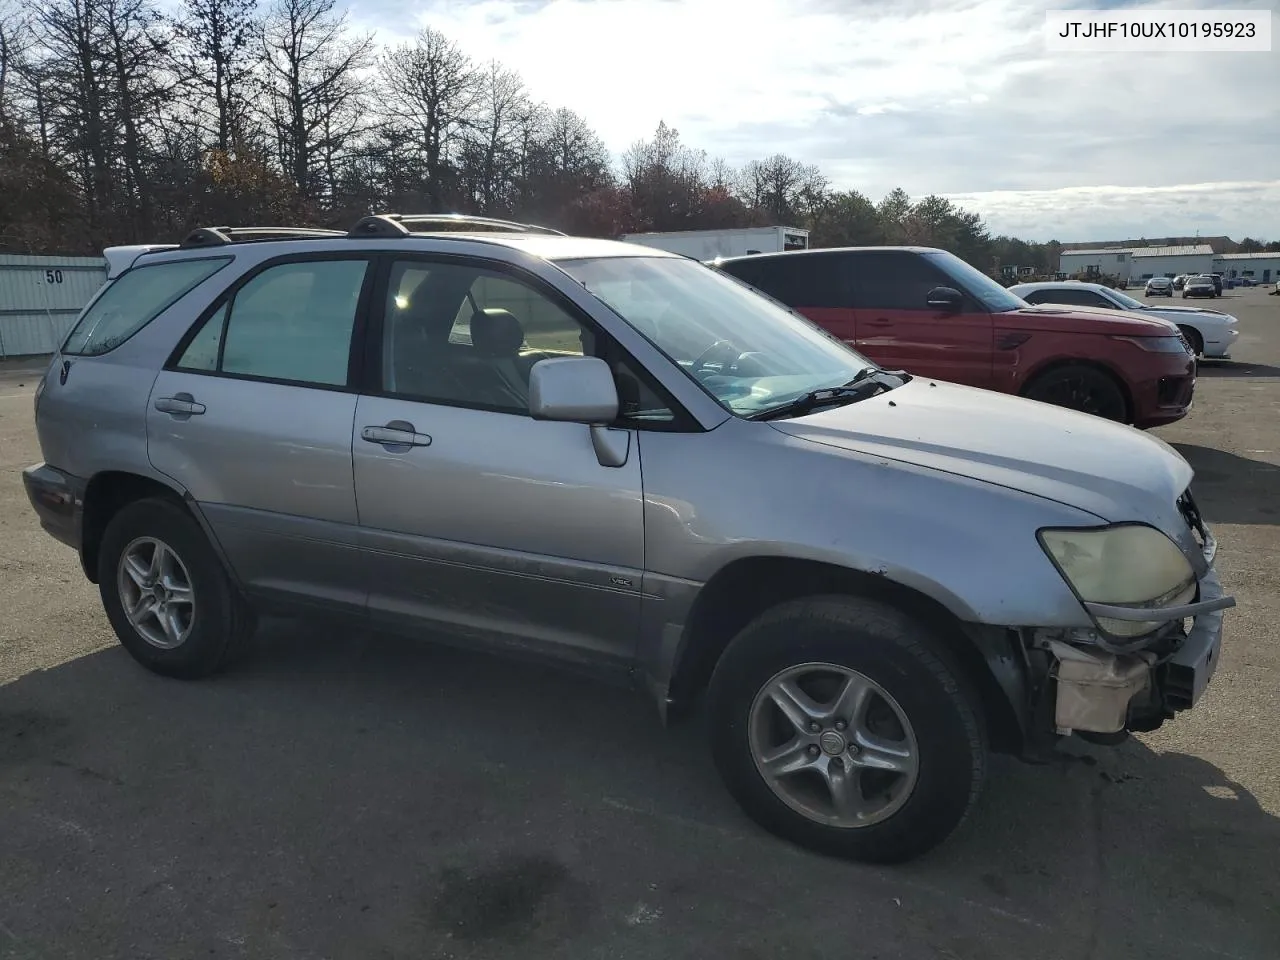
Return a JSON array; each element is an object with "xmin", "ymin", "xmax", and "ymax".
[{"xmin": 714, "ymin": 247, "xmax": 1195, "ymax": 427}]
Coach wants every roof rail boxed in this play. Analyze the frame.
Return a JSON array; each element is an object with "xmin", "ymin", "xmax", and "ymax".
[
  {"xmin": 178, "ymin": 226, "xmax": 348, "ymax": 249},
  {"xmin": 347, "ymin": 213, "xmax": 566, "ymax": 239}
]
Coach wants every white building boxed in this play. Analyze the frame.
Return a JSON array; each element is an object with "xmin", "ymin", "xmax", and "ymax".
[
  {"xmin": 1128, "ymin": 245, "xmax": 1215, "ymax": 280},
  {"xmin": 1059, "ymin": 243, "xmax": 1218, "ymax": 283},
  {"xmin": 1058, "ymin": 248, "xmax": 1133, "ymax": 282},
  {"xmin": 1214, "ymin": 252, "xmax": 1280, "ymax": 285}
]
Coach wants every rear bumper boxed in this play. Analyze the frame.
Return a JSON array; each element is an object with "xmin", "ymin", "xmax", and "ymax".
[{"xmin": 22, "ymin": 462, "xmax": 85, "ymax": 550}]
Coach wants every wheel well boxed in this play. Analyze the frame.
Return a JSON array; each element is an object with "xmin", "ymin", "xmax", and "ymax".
[
  {"xmin": 666, "ymin": 557, "xmax": 1024, "ymax": 753},
  {"xmin": 1019, "ymin": 358, "xmax": 1133, "ymax": 423},
  {"xmin": 80, "ymin": 472, "xmax": 186, "ymax": 582}
]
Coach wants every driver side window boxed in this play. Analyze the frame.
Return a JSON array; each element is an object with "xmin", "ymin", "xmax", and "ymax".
[{"xmin": 380, "ymin": 259, "xmax": 675, "ymax": 425}]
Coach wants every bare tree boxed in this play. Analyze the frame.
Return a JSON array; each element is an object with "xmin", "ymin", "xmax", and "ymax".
[
  {"xmin": 738, "ymin": 153, "xmax": 827, "ymax": 223},
  {"xmin": 32, "ymin": 0, "xmax": 116, "ymax": 238},
  {"xmin": 542, "ymin": 107, "xmax": 609, "ymax": 184},
  {"xmin": 459, "ymin": 59, "xmax": 528, "ymax": 213},
  {"xmin": 379, "ymin": 27, "xmax": 478, "ymax": 211},
  {"xmin": 260, "ymin": 0, "xmax": 373, "ymax": 202},
  {"xmin": 170, "ymin": 0, "xmax": 260, "ymax": 152},
  {"xmin": 622, "ymin": 121, "xmax": 712, "ymax": 231},
  {"xmin": 0, "ymin": 0, "xmax": 31, "ymax": 121},
  {"xmin": 100, "ymin": 0, "xmax": 170, "ymax": 235}
]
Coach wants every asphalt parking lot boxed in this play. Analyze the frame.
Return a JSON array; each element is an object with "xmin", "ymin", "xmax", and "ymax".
[{"xmin": 2, "ymin": 288, "xmax": 1278, "ymax": 960}]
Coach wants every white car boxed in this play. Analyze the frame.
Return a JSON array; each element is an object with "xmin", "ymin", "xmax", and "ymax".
[
  {"xmin": 1145, "ymin": 276, "xmax": 1174, "ymax": 296},
  {"xmin": 1009, "ymin": 281, "xmax": 1240, "ymax": 359}
]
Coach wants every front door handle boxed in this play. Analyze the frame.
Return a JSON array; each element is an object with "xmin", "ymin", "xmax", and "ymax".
[
  {"xmin": 361, "ymin": 420, "xmax": 432, "ymax": 449},
  {"xmin": 154, "ymin": 393, "xmax": 206, "ymax": 416},
  {"xmin": 866, "ymin": 317, "xmax": 893, "ymax": 327}
]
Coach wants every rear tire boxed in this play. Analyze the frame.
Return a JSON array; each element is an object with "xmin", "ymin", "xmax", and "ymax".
[
  {"xmin": 98, "ymin": 497, "xmax": 254, "ymax": 679},
  {"xmin": 1022, "ymin": 364, "xmax": 1129, "ymax": 423},
  {"xmin": 706, "ymin": 595, "xmax": 987, "ymax": 864}
]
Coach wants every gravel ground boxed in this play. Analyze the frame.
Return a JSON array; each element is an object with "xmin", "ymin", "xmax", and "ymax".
[{"xmin": 1, "ymin": 288, "xmax": 1278, "ymax": 960}]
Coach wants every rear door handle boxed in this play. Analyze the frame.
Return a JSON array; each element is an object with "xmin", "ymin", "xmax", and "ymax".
[
  {"xmin": 361, "ymin": 420, "xmax": 432, "ymax": 448},
  {"xmin": 154, "ymin": 393, "xmax": 206, "ymax": 416},
  {"xmin": 866, "ymin": 317, "xmax": 893, "ymax": 327}
]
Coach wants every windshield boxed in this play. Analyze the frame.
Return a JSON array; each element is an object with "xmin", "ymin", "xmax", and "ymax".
[
  {"xmin": 921, "ymin": 251, "xmax": 1027, "ymax": 312},
  {"xmin": 557, "ymin": 256, "xmax": 875, "ymax": 417}
]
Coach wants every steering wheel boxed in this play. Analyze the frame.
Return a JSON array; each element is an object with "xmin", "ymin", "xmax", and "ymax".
[{"xmin": 691, "ymin": 339, "xmax": 741, "ymax": 377}]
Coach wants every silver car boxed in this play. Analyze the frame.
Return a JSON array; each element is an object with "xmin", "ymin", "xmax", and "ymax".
[{"xmin": 23, "ymin": 215, "xmax": 1235, "ymax": 864}]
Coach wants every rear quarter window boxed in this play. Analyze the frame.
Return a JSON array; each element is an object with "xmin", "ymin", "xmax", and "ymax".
[
  {"xmin": 721, "ymin": 254, "xmax": 847, "ymax": 308},
  {"xmin": 62, "ymin": 257, "xmax": 232, "ymax": 356}
]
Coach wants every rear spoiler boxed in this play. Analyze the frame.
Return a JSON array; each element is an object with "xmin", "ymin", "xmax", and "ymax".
[{"xmin": 103, "ymin": 244, "xmax": 178, "ymax": 279}]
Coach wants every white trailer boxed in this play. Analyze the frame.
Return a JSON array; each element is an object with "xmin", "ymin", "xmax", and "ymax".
[{"xmin": 618, "ymin": 226, "xmax": 809, "ymax": 260}]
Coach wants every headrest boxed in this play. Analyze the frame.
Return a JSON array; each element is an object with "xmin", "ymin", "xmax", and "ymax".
[{"xmin": 471, "ymin": 308, "xmax": 524, "ymax": 357}]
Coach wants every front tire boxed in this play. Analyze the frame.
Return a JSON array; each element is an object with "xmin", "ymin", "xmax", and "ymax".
[
  {"xmin": 1022, "ymin": 364, "xmax": 1129, "ymax": 422},
  {"xmin": 98, "ymin": 497, "xmax": 254, "ymax": 679},
  {"xmin": 1179, "ymin": 326, "xmax": 1204, "ymax": 357},
  {"xmin": 706, "ymin": 596, "xmax": 987, "ymax": 864}
]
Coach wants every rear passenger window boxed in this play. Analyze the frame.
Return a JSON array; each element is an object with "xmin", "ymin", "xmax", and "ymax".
[
  {"xmin": 63, "ymin": 257, "xmax": 231, "ymax": 356},
  {"xmin": 724, "ymin": 255, "xmax": 847, "ymax": 308},
  {"xmin": 176, "ymin": 260, "xmax": 367, "ymax": 387}
]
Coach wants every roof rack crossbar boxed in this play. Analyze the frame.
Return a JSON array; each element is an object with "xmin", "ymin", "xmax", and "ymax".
[
  {"xmin": 347, "ymin": 213, "xmax": 566, "ymax": 239},
  {"xmin": 178, "ymin": 226, "xmax": 348, "ymax": 249}
]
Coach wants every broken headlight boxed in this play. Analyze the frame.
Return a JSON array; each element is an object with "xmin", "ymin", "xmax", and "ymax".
[{"xmin": 1039, "ymin": 524, "xmax": 1196, "ymax": 638}]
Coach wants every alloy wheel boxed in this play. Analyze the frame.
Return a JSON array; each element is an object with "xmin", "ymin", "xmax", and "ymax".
[
  {"xmin": 116, "ymin": 536, "xmax": 196, "ymax": 650},
  {"xmin": 748, "ymin": 662, "xmax": 919, "ymax": 828}
]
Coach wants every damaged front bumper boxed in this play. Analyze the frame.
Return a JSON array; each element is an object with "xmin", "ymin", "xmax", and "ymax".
[{"xmin": 1027, "ymin": 519, "xmax": 1234, "ymax": 742}]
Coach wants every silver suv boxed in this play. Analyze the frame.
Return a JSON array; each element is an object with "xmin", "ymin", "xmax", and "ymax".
[{"xmin": 23, "ymin": 215, "xmax": 1235, "ymax": 863}]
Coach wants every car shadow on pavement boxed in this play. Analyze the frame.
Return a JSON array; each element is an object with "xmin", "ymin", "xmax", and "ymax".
[
  {"xmin": 1171, "ymin": 443, "xmax": 1280, "ymax": 526},
  {"xmin": 1197, "ymin": 360, "xmax": 1280, "ymax": 379},
  {"xmin": 1, "ymin": 622, "xmax": 1278, "ymax": 960}
]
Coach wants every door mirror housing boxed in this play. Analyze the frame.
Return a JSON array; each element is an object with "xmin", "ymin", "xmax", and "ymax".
[
  {"xmin": 529, "ymin": 356, "xmax": 619, "ymax": 424},
  {"xmin": 926, "ymin": 286, "xmax": 964, "ymax": 313}
]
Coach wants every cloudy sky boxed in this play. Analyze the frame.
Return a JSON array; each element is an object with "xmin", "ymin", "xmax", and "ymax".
[{"xmin": 345, "ymin": 0, "xmax": 1279, "ymax": 242}]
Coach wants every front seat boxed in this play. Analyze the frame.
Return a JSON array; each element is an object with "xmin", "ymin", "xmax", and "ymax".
[{"xmin": 469, "ymin": 308, "xmax": 530, "ymax": 409}]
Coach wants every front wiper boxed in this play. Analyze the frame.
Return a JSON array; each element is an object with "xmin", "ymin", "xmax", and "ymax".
[{"xmin": 748, "ymin": 369, "xmax": 910, "ymax": 421}]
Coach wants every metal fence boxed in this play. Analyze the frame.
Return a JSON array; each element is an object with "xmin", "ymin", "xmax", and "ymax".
[{"xmin": 0, "ymin": 255, "xmax": 107, "ymax": 358}]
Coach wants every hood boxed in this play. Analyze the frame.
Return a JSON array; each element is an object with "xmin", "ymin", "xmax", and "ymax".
[
  {"xmin": 1003, "ymin": 304, "xmax": 1178, "ymax": 335},
  {"xmin": 767, "ymin": 378, "xmax": 1192, "ymax": 524}
]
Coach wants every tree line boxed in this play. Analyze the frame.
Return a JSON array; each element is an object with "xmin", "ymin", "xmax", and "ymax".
[{"xmin": 2, "ymin": 0, "xmax": 1269, "ymax": 271}]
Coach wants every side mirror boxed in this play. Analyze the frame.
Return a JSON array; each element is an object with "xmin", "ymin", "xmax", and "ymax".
[
  {"xmin": 529, "ymin": 356, "xmax": 629, "ymax": 468},
  {"xmin": 529, "ymin": 356, "xmax": 619, "ymax": 423},
  {"xmin": 926, "ymin": 286, "xmax": 963, "ymax": 313}
]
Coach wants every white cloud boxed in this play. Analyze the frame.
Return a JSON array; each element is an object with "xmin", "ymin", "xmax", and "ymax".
[{"xmin": 348, "ymin": 0, "xmax": 1280, "ymax": 239}]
